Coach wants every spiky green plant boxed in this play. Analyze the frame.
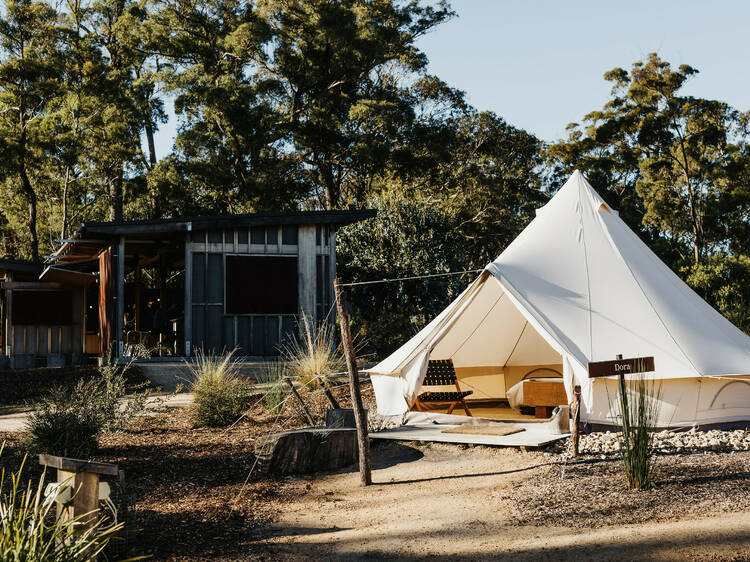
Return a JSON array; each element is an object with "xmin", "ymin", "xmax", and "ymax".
[
  {"xmin": 281, "ymin": 313, "xmax": 345, "ymax": 388},
  {"xmin": 0, "ymin": 447, "xmax": 124, "ymax": 561},
  {"xmin": 188, "ymin": 349, "xmax": 253, "ymax": 427},
  {"xmin": 255, "ymin": 362, "xmax": 289, "ymax": 414},
  {"xmin": 609, "ymin": 364, "xmax": 662, "ymax": 490}
]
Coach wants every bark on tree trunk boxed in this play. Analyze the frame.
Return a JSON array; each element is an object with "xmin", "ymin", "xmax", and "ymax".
[
  {"xmin": 334, "ymin": 278, "xmax": 372, "ymax": 487},
  {"xmin": 20, "ymin": 165, "xmax": 39, "ymax": 263},
  {"xmin": 144, "ymin": 118, "xmax": 160, "ymax": 219},
  {"xmin": 109, "ymin": 167, "xmax": 124, "ymax": 222},
  {"xmin": 61, "ymin": 166, "xmax": 70, "ymax": 240}
]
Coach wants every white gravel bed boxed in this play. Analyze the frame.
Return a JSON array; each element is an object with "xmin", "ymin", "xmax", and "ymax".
[{"xmin": 545, "ymin": 428, "xmax": 750, "ymax": 456}]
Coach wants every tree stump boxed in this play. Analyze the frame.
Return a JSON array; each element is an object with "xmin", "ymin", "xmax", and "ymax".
[{"xmin": 254, "ymin": 428, "xmax": 359, "ymax": 476}]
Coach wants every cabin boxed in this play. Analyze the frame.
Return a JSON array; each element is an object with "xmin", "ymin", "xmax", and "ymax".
[{"xmin": 0, "ymin": 210, "xmax": 374, "ymax": 367}]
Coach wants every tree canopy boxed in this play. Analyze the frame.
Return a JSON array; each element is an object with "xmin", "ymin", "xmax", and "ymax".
[{"xmin": 0, "ymin": 1, "xmax": 748, "ymax": 355}]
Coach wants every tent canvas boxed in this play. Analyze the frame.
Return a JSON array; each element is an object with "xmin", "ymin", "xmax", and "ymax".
[{"xmin": 369, "ymin": 171, "xmax": 750, "ymax": 428}]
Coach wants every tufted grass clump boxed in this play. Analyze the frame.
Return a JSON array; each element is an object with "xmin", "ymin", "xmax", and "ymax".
[
  {"xmin": 26, "ymin": 350, "xmax": 151, "ymax": 458},
  {"xmin": 609, "ymin": 365, "xmax": 662, "ymax": 490},
  {"xmin": 189, "ymin": 350, "xmax": 254, "ymax": 427},
  {"xmin": 282, "ymin": 313, "xmax": 345, "ymax": 388},
  {"xmin": 255, "ymin": 362, "xmax": 289, "ymax": 414}
]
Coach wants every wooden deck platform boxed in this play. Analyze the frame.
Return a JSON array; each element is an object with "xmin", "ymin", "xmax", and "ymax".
[{"xmin": 369, "ymin": 423, "xmax": 568, "ymax": 448}]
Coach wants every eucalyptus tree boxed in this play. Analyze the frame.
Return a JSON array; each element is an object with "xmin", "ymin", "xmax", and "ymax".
[
  {"xmin": 0, "ymin": 0, "xmax": 63, "ymax": 262},
  {"xmin": 258, "ymin": 0, "xmax": 455, "ymax": 209},
  {"xmin": 548, "ymin": 53, "xmax": 750, "ymax": 268},
  {"xmin": 147, "ymin": 0, "xmax": 306, "ymax": 214}
]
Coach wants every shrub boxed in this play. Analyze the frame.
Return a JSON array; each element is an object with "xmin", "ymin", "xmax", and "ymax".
[
  {"xmin": 0, "ymin": 448, "xmax": 122, "ymax": 561},
  {"xmin": 282, "ymin": 313, "xmax": 345, "ymax": 388},
  {"xmin": 26, "ymin": 382, "xmax": 102, "ymax": 458},
  {"xmin": 256, "ymin": 362, "xmax": 289, "ymax": 414},
  {"xmin": 189, "ymin": 350, "xmax": 253, "ymax": 427},
  {"xmin": 610, "ymin": 367, "xmax": 662, "ymax": 490},
  {"xmin": 26, "ymin": 353, "xmax": 151, "ymax": 457}
]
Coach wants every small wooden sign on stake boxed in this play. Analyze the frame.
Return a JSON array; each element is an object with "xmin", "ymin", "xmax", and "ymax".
[{"xmin": 587, "ymin": 356, "xmax": 655, "ymax": 378}]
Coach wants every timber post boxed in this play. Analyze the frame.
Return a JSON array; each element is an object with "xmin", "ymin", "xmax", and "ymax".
[
  {"xmin": 316, "ymin": 373, "xmax": 341, "ymax": 409},
  {"xmin": 572, "ymin": 385, "xmax": 581, "ymax": 457},
  {"xmin": 616, "ymin": 353, "xmax": 630, "ymax": 434},
  {"xmin": 39, "ymin": 454, "xmax": 119, "ymax": 538},
  {"xmin": 333, "ymin": 277, "xmax": 372, "ymax": 487},
  {"xmin": 284, "ymin": 377, "xmax": 316, "ymax": 426}
]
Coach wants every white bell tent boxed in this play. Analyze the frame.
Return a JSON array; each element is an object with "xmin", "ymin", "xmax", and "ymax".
[{"xmin": 369, "ymin": 171, "xmax": 750, "ymax": 427}]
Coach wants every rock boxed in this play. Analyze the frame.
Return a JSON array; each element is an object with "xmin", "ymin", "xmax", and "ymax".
[{"xmin": 254, "ymin": 427, "xmax": 359, "ymax": 476}]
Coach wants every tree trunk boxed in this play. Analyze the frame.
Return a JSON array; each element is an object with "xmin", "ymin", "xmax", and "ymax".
[
  {"xmin": 18, "ymin": 124, "xmax": 39, "ymax": 263},
  {"xmin": 20, "ymin": 165, "xmax": 39, "ymax": 263},
  {"xmin": 108, "ymin": 167, "xmax": 123, "ymax": 222},
  {"xmin": 61, "ymin": 166, "xmax": 70, "ymax": 240},
  {"xmin": 334, "ymin": 278, "xmax": 372, "ymax": 487},
  {"xmin": 144, "ymin": 117, "xmax": 160, "ymax": 219}
]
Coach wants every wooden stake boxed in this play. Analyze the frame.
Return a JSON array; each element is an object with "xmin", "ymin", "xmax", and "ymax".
[
  {"xmin": 284, "ymin": 377, "xmax": 315, "ymax": 426},
  {"xmin": 316, "ymin": 374, "xmax": 341, "ymax": 409},
  {"xmin": 334, "ymin": 278, "xmax": 372, "ymax": 487},
  {"xmin": 616, "ymin": 354, "xmax": 630, "ymax": 435},
  {"xmin": 572, "ymin": 385, "xmax": 581, "ymax": 458}
]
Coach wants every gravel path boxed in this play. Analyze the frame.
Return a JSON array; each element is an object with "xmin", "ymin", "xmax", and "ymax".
[{"xmin": 0, "ymin": 392, "xmax": 195, "ymax": 432}]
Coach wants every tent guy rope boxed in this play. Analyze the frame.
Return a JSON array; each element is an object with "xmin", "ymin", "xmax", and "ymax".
[{"xmin": 336, "ymin": 268, "xmax": 484, "ymax": 287}]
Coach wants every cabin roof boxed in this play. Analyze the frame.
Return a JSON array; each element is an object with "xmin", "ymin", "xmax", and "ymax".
[{"xmin": 49, "ymin": 209, "xmax": 376, "ymax": 264}]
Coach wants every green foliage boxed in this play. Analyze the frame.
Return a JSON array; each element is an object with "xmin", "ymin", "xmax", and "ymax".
[
  {"xmin": 683, "ymin": 254, "xmax": 750, "ymax": 332},
  {"xmin": 189, "ymin": 350, "xmax": 254, "ymax": 427},
  {"xmin": 25, "ymin": 383, "xmax": 101, "ymax": 458},
  {"xmin": 338, "ymin": 192, "xmax": 469, "ymax": 356},
  {"xmin": 255, "ymin": 362, "xmax": 289, "ymax": 414},
  {"xmin": 548, "ymin": 53, "xmax": 750, "ymax": 331},
  {"xmin": 26, "ymin": 354, "xmax": 151, "ymax": 457},
  {"xmin": 609, "ymin": 370, "xmax": 662, "ymax": 490},
  {"xmin": 338, "ymin": 112, "xmax": 545, "ymax": 358},
  {"xmin": 0, "ymin": 450, "xmax": 123, "ymax": 561}
]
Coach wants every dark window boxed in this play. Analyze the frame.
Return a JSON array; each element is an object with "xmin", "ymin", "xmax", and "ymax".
[
  {"xmin": 12, "ymin": 291, "xmax": 73, "ymax": 325},
  {"xmin": 266, "ymin": 226, "xmax": 278, "ymax": 245},
  {"xmin": 207, "ymin": 230, "xmax": 222, "ymax": 243},
  {"xmin": 191, "ymin": 230, "xmax": 205, "ymax": 243},
  {"xmin": 224, "ymin": 230, "xmax": 234, "ymax": 245},
  {"xmin": 250, "ymin": 226, "xmax": 265, "ymax": 244},
  {"xmin": 282, "ymin": 225, "xmax": 298, "ymax": 245},
  {"xmin": 225, "ymin": 256, "xmax": 298, "ymax": 314},
  {"xmin": 237, "ymin": 228, "xmax": 248, "ymax": 244}
]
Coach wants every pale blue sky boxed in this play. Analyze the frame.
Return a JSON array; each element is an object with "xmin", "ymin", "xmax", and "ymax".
[{"xmin": 152, "ymin": 0, "xmax": 750, "ymax": 156}]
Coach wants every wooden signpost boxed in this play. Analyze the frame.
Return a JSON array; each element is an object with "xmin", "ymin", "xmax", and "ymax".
[
  {"xmin": 588, "ymin": 355, "xmax": 655, "ymax": 435},
  {"xmin": 587, "ymin": 355, "xmax": 655, "ymax": 379}
]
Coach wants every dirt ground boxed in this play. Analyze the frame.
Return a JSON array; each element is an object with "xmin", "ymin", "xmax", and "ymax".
[
  {"xmin": 259, "ymin": 442, "xmax": 750, "ymax": 561},
  {"xmin": 2, "ymin": 380, "xmax": 750, "ymax": 561}
]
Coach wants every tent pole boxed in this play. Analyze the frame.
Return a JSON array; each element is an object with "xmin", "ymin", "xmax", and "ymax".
[{"xmin": 334, "ymin": 277, "xmax": 372, "ymax": 487}]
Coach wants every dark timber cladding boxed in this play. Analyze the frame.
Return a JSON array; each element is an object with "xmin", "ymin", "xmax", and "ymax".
[{"xmin": 47, "ymin": 209, "xmax": 375, "ymax": 360}]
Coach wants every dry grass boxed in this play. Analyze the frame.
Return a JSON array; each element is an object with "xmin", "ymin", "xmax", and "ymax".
[{"xmin": 281, "ymin": 314, "xmax": 345, "ymax": 387}]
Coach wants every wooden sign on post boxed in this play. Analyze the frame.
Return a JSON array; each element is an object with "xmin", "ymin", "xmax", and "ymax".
[{"xmin": 587, "ymin": 356, "xmax": 655, "ymax": 378}]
